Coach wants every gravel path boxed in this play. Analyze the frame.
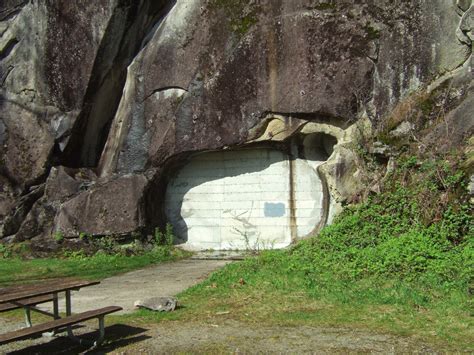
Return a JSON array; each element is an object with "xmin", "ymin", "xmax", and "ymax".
[
  {"xmin": 0, "ymin": 319, "xmax": 443, "ymax": 354},
  {"xmin": 39, "ymin": 259, "xmax": 231, "ymax": 314},
  {"xmin": 114, "ymin": 320, "xmax": 442, "ymax": 354}
]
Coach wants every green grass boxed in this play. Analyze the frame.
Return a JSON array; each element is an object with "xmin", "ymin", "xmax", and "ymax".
[{"xmin": 0, "ymin": 247, "xmax": 190, "ymax": 286}]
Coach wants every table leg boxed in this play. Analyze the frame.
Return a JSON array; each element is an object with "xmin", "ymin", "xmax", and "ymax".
[
  {"xmin": 64, "ymin": 290, "xmax": 93, "ymax": 345},
  {"xmin": 65, "ymin": 290, "xmax": 76, "ymax": 338},
  {"xmin": 94, "ymin": 315, "xmax": 105, "ymax": 347},
  {"xmin": 53, "ymin": 292, "xmax": 59, "ymax": 319},
  {"xmin": 24, "ymin": 306, "xmax": 32, "ymax": 327},
  {"xmin": 65, "ymin": 290, "xmax": 72, "ymax": 316},
  {"xmin": 43, "ymin": 292, "xmax": 60, "ymax": 337},
  {"xmin": 63, "ymin": 290, "xmax": 106, "ymax": 348}
]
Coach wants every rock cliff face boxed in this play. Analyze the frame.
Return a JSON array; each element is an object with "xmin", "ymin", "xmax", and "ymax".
[{"xmin": 0, "ymin": 0, "xmax": 472, "ymax": 252}]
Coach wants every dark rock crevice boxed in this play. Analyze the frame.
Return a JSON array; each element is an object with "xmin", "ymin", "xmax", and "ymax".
[
  {"xmin": 0, "ymin": 0, "xmax": 27, "ymax": 21},
  {"xmin": 60, "ymin": 0, "xmax": 175, "ymax": 169},
  {"xmin": 0, "ymin": 184, "xmax": 44, "ymax": 239},
  {"xmin": 0, "ymin": 37, "xmax": 18, "ymax": 60},
  {"xmin": 0, "ymin": 65, "xmax": 13, "ymax": 87},
  {"xmin": 0, "ymin": 147, "xmax": 53, "ymax": 238}
]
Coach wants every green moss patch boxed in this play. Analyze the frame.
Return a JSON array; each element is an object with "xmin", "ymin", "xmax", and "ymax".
[
  {"xmin": 364, "ymin": 24, "xmax": 380, "ymax": 40},
  {"xmin": 208, "ymin": 0, "xmax": 261, "ymax": 36}
]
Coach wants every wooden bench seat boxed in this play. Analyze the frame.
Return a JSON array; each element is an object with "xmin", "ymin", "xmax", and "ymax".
[
  {"xmin": 0, "ymin": 306, "xmax": 122, "ymax": 346},
  {"xmin": 0, "ymin": 294, "xmax": 54, "ymax": 312}
]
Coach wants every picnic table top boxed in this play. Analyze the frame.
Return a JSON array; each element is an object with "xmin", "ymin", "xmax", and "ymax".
[{"xmin": 0, "ymin": 278, "xmax": 100, "ymax": 304}]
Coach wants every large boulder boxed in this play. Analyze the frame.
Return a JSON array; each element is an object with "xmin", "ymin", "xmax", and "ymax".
[
  {"xmin": 93, "ymin": 0, "xmax": 471, "ymax": 245},
  {"xmin": 54, "ymin": 174, "xmax": 148, "ymax": 237}
]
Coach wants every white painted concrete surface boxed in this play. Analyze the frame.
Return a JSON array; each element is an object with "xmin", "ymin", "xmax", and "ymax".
[
  {"xmin": 165, "ymin": 148, "xmax": 325, "ymax": 251},
  {"xmin": 293, "ymin": 159, "xmax": 324, "ymax": 236}
]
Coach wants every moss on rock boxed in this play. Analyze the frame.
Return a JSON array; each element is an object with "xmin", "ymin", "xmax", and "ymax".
[{"xmin": 208, "ymin": 0, "xmax": 261, "ymax": 36}]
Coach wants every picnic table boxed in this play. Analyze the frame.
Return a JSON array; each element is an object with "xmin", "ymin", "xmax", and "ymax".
[{"xmin": 0, "ymin": 278, "xmax": 122, "ymax": 348}]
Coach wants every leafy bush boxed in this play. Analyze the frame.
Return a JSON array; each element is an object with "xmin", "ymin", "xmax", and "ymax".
[
  {"xmin": 53, "ymin": 231, "xmax": 64, "ymax": 242},
  {"xmin": 0, "ymin": 244, "xmax": 12, "ymax": 259},
  {"xmin": 154, "ymin": 223, "xmax": 175, "ymax": 247}
]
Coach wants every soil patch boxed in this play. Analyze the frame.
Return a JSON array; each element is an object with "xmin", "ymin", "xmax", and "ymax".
[{"xmin": 0, "ymin": 319, "xmax": 442, "ymax": 354}]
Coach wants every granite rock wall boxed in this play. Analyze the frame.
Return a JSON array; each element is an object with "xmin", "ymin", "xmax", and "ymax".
[{"xmin": 0, "ymin": 0, "xmax": 472, "ymax": 251}]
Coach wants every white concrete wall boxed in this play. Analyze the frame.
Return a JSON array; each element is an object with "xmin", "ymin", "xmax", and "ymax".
[
  {"xmin": 165, "ymin": 148, "xmax": 325, "ymax": 251},
  {"xmin": 293, "ymin": 159, "xmax": 324, "ymax": 236}
]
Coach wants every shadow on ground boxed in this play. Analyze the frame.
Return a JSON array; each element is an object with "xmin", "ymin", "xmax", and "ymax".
[{"xmin": 6, "ymin": 324, "xmax": 150, "ymax": 354}]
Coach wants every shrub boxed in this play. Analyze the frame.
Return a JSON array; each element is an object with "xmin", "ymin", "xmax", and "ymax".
[
  {"xmin": 0, "ymin": 244, "xmax": 12, "ymax": 259},
  {"xmin": 53, "ymin": 231, "xmax": 64, "ymax": 242},
  {"xmin": 154, "ymin": 223, "xmax": 175, "ymax": 247}
]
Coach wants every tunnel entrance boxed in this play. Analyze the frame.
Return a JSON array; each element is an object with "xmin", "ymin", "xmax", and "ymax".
[{"xmin": 164, "ymin": 135, "xmax": 336, "ymax": 251}]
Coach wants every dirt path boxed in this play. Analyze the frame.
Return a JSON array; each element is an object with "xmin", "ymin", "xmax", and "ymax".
[
  {"xmin": 115, "ymin": 320, "xmax": 441, "ymax": 354},
  {"xmin": 40, "ymin": 259, "xmax": 231, "ymax": 314},
  {"xmin": 1, "ymin": 319, "xmax": 442, "ymax": 354}
]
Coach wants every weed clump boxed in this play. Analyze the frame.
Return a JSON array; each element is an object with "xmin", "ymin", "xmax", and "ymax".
[
  {"xmin": 363, "ymin": 24, "xmax": 380, "ymax": 40},
  {"xmin": 308, "ymin": 2, "xmax": 337, "ymax": 11}
]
